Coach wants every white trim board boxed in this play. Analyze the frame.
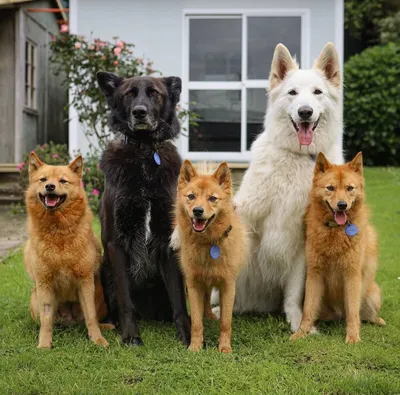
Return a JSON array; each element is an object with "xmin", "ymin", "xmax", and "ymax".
[
  {"xmin": 68, "ymin": 0, "xmax": 80, "ymax": 158},
  {"xmin": 334, "ymin": 0, "xmax": 344, "ymax": 154},
  {"xmin": 181, "ymin": 8, "xmax": 311, "ymax": 163},
  {"xmin": 14, "ymin": 9, "xmax": 25, "ymax": 162}
]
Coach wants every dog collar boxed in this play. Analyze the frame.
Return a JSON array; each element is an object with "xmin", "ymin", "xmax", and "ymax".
[
  {"xmin": 123, "ymin": 135, "xmax": 161, "ymax": 166},
  {"xmin": 210, "ymin": 225, "xmax": 233, "ymax": 260},
  {"xmin": 324, "ymin": 219, "xmax": 358, "ymax": 237}
]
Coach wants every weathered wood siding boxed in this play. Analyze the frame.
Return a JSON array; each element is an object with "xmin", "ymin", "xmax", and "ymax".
[
  {"xmin": 21, "ymin": 1, "xmax": 68, "ymax": 152},
  {"xmin": 0, "ymin": 10, "xmax": 16, "ymax": 163}
]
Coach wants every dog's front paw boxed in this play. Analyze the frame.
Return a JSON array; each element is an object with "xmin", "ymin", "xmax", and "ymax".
[
  {"xmin": 345, "ymin": 333, "xmax": 360, "ymax": 344},
  {"xmin": 37, "ymin": 341, "xmax": 52, "ymax": 349},
  {"xmin": 218, "ymin": 343, "xmax": 232, "ymax": 353},
  {"xmin": 188, "ymin": 340, "xmax": 203, "ymax": 352},
  {"xmin": 93, "ymin": 336, "xmax": 109, "ymax": 348},
  {"xmin": 287, "ymin": 310, "xmax": 303, "ymax": 333},
  {"xmin": 175, "ymin": 315, "xmax": 191, "ymax": 346},
  {"xmin": 123, "ymin": 336, "xmax": 144, "ymax": 346},
  {"xmin": 290, "ymin": 330, "xmax": 307, "ymax": 342}
]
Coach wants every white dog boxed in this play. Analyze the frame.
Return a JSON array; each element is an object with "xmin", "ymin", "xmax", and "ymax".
[{"xmin": 230, "ymin": 42, "xmax": 344, "ymax": 332}]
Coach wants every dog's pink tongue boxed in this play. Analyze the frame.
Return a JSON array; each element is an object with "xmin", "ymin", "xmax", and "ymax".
[
  {"xmin": 297, "ymin": 123, "xmax": 313, "ymax": 146},
  {"xmin": 193, "ymin": 218, "xmax": 207, "ymax": 232},
  {"xmin": 45, "ymin": 195, "xmax": 59, "ymax": 207},
  {"xmin": 334, "ymin": 211, "xmax": 347, "ymax": 225}
]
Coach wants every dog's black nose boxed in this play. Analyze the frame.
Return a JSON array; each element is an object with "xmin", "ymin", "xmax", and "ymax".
[
  {"xmin": 337, "ymin": 200, "xmax": 348, "ymax": 211},
  {"xmin": 192, "ymin": 207, "xmax": 204, "ymax": 218},
  {"xmin": 298, "ymin": 106, "xmax": 313, "ymax": 120},
  {"xmin": 45, "ymin": 183, "xmax": 55, "ymax": 192},
  {"xmin": 132, "ymin": 105, "xmax": 148, "ymax": 119}
]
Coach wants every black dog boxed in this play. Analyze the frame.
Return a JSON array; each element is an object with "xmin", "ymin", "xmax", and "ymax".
[{"xmin": 97, "ymin": 72, "xmax": 190, "ymax": 346}]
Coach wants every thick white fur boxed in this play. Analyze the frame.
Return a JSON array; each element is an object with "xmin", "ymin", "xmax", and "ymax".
[{"xmin": 213, "ymin": 43, "xmax": 344, "ymax": 331}]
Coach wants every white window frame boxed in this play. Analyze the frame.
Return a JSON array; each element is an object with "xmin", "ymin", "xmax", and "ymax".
[
  {"xmin": 25, "ymin": 39, "xmax": 38, "ymax": 110},
  {"xmin": 181, "ymin": 8, "xmax": 310, "ymax": 162}
]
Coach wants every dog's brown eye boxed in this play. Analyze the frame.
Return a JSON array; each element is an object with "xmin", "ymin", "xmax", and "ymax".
[
  {"xmin": 347, "ymin": 186, "xmax": 354, "ymax": 191},
  {"xmin": 126, "ymin": 91, "xmax": 134, "ymax": 97},
  {"xmin": 288, "ymin": 89, "xmax": 297, "ymax": 96},
  {"xmin": 314, "ymin": 89, "xmax": 323, "ymax": 95},
  {"xmin": 327, "ymin": 185, "xmax": 334, "ymax": 191},
  {"xmin": 40, "ymin": 177, "xmax": 47, "ymax": 182},
  {"xmin": 60, "ymin": 179, "xmax": 67, "ymax": 184},
  {"xmin": 149, "ymin": 90, "xmax": 158, "ymax": 97},
  {"xmin": 209, "ymin": 196, "xmax": 217, "ymax": 202},
  {"xmin": 188, "ymin": 194, "xmax": 195, "ymax": 200}
]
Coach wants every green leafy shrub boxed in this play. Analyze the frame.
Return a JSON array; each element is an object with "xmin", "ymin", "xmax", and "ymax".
[
  {"xmin": 49, "ymin": 29, "xmax": 198, "ymax": 150},
  {"xmin": 81, "ymin": 151, "xmax": 104, "ymax": 214},
  {"xmin": 49, "ymin": 32, "xmax": 154, "ymax": 151},
  {"xmin": 343, "ymin": 43, "xmax": 400, "ymax": 165}
]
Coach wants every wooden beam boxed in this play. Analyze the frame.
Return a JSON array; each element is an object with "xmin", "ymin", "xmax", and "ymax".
[{"xmin": 26, "ymin": 8, "xmax": 69, "ymax": 13}]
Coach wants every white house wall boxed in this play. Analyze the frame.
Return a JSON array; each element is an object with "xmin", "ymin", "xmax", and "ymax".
[{"xmin": 69, "ymin": 0, "xmax": 342, "ymax": 157}]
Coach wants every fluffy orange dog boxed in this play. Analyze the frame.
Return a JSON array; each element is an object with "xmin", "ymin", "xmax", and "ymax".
[
  {"xmin": 24, "ymin": 152, "xmax": 109, "ymax": 348},
  {"xmin": 291, "ymin": 152, "xmax": 385, "ymax": 344},
  {"xmin": 175, "ymin": 161, "xmax": 248, "ymax": 353}
]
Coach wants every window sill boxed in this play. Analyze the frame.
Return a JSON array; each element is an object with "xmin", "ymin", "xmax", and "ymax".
[
  {"xmin": 23, "ymin": 107, "xmax": 39, "ymax": 116},
  {"xmin": 192, "ymin": 161, "xmax": 249, "ymax": 170}
]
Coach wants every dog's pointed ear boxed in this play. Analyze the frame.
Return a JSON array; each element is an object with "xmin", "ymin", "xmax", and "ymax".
[
  {"xmin": 313, "ymin": 42, "xmax": 341, "ymax": 89},
  {"xmin": 97, "ymin": 71, "xmax": 123, "ymax": 105},
  {"xmin": 29, "ymin": 151, "xmax": 44, "ymax": 174},
  {"xmin": 179, "ymin": 160, "xmax": 197, "ymax": 188},
  {"xmin": 163, "ymin": 76, "xmax": 182, "ymax": 106},
  {"xmin": 212, "ymin": 162, "xmax": 232, "ymax": 196},
  {"xmin": 315, "ymin": 152, "xmax": 331, "ymax": 174},
  {"xmin": 348, "ymin": 152, "xmax": 363, "ymax": 174},
  {"xmin": 69, "ymin": 155, "xmax": 83, "ymax": 178},
  {"xmin": 269, "ymin": 44, "xmax": 298, "ymax": 90}
]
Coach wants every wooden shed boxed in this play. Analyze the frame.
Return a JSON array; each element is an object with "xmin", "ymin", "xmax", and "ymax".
[{"xmin": 0, "ymin": 0, "xmax": 68, "ymax": 165}]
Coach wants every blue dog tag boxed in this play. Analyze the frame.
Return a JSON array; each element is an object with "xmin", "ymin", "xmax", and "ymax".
[
  {"xmin": 345, "ymin": 223, "xmax": 358, "ymax": 237},
  {"xmin": 210, "ymin": 245, "xmax": 220, "ymax": 260},
  {"xmin": 153, "ymin": 152, "xmax": 161, "ymax": 166}
]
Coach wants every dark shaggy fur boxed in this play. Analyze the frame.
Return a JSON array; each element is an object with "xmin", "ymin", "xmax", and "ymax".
[{"xmin": 97, "ymin": 72, "xmax": 190, "ymax": 346}]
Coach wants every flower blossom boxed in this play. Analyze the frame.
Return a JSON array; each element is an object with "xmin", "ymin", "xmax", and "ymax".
[{"xmin": 60, "ymin": 24, "xmax": 69, "ymax": 33}]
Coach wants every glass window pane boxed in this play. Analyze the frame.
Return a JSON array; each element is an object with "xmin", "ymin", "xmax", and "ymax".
[
  {"xmin": 25, "ymin": 86, "xmax": 29, "ymax": 106},
  {"xmin": 190, "ymin": 18, "xmax": 242, "ymax": 81},
  {"xmin": 247, "ymin": 17, "xmax": 301, "ymax": 80},
  {"xmin": 189, "ymin": 90, "xmax": 241, "ymax": 152},
  {"xmin": 247, "ymin": 89, "xmax": 267, "ymax": 150}
]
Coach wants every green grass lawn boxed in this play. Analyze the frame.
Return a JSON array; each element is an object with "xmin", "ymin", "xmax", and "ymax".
[{"xmin": 1, "ymin": 168, "xmax": 399, "ymax": 395}]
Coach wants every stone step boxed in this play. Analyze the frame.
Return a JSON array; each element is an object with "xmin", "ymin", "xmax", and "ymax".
[{"xmin": 0, "ymin": 165, "xmax": 24, "ymax": 205}]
